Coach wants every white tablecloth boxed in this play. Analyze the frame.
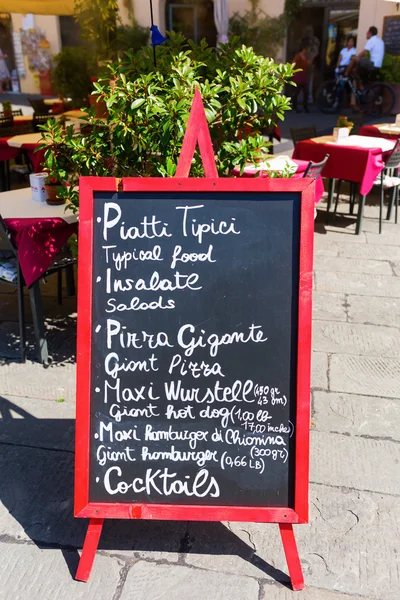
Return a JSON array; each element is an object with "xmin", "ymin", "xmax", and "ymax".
[
  {"xmin": 0, "ymin": 187, "xmax": 77, "ymax": 222},
  {"xmin": 6, "ymin": 132, "xmax": 42, "ymax": 148},
  {"xmin": 327, "ymin": 135, "xmax": 395, "ymax": 153}
]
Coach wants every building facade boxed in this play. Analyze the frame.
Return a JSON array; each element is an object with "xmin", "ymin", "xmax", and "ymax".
[{"xmin": 1, "ymin": 0, "xmax": 399, "ymax": 94}]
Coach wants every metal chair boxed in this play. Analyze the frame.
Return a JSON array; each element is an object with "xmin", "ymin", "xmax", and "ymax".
[
  {"xmin": 0, "ymin": 116, "xmax": 13, "ymax": 129},
  {"xmin": 28, "ymin": 98, "xmax": 51, "ymax": 115},
  {"xmin": 377, "ymin": 139, "xmax": 400, "ymax": 231},
  {"xmin": 303, "ymin": 154, "xmax": 329, "ymax": 179},
  {"xmin": 33, "ymin": 113, "xmax": 54, "ymax": 132},
  {"xmin": 0, "ymin": 109, "xmax": 23, "ymax": 118},
  {"xmin": 0, "ymin": 215, "xmax": 76, "ymax": 364},
  {"xmin": 0, "ymin": 125, "xmax": 35, "ymax": 190},
  {"xmin": 290, "ymin": 126, "xmax": 317, "ymax": 146}
]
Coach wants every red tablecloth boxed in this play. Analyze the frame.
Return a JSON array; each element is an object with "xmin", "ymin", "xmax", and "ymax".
[
  {"xmin": 0, "ymin": 136, "xmax": 45, "ymax": 172},
  {"xmin": 292, "ymin": 139, "xmax": 385, "ymax": 197},
  {"xmin": 4, "ymin": 217, "xmax": 76, "ymax": 287},
  {"xmin": 233, "ymin": 158, "xmax": 324, "ymax": 203},
  {"xmin": 359, "ymin": 125, "xmax": 399, "ymax": 140}
]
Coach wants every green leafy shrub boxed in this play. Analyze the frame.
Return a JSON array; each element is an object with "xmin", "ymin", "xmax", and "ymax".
[
  {"xmin": 51, "ymin": 47, "xmax": 93, "ymax": 108},
  {"xmin": 39, "ymin": 34, "xmax": 295, "ymax": 211},
  {"xmin": 381, "ymin": 53, "xmax": 400, "ymax": 84},
  {"xmin": 115, "ymin": 21, "xmax": 149, "ymax": 54},
  {"xmin": 230, "ymin": 0, "xmax": 286, "ymax": 58}
]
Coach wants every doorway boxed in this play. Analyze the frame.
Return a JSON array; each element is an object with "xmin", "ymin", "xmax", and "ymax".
[{"xmin": 166, "ymin": 0, "xmax": 216, "ymax": 45}]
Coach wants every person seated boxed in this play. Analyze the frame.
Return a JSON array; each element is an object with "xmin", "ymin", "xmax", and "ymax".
[
  {"xmin": 345, "ymin": 26, "xmax": 384, "ymax": 80},
  {"xmin": 335, "ymin": 36, "xmax": 357, "ymax": 77}
]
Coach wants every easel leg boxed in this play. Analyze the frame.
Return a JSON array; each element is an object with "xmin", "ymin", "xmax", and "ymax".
[
  {"xmin": 279, "ymin": 523, "xmax": 305, "ymax": 591},
  {"xmin": 75, "ymin": 518, "xmax": 104, "ymax": 582}
]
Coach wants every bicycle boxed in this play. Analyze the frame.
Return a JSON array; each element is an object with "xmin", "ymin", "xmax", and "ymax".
[{"xmin": 317, "ymin": 72, "xmax": 396, "ymax": 116}]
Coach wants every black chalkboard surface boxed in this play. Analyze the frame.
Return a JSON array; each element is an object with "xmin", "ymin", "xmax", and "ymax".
[
  {"xmin": 383, "ymin": 16, "xmax": 400, "ymax": 55},
  {"xmin": 86, "ymin": 189, "xmax": 301, "ymax": 508}
]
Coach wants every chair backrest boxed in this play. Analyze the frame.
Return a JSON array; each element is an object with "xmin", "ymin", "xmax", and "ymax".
[
  {"xmin": 350, "ymin": 113, "xmax": 363, "ymax": 135},
  {"xmin": 33, "ymin": 113, "xmax": 54, "ymax": 132},
  {"xmin": 28, "ymin": 98, "xmax": 50, "ymax": 115},
  {"xmin": 303, "ymin": 154, "xmax": 330, "ymax": 179},
  {"xmin": 0, "ymin": 116, "xmax": 13, "ymax": 129},
  {"xmin": 385, "ymin": 139, "xmax": 400, "ymax": 170},
  {"xmin": 290, "ymin": 126, "xmax": 317, "ymax": 145},
  {"xmin": 0, "ymin": 124, "xmax": 34, "ymax": 138},
  {"xmin": 0, "ymin": 109, "xmax": 23, "ymax": 118}
]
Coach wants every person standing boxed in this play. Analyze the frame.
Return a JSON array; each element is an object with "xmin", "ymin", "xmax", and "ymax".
[
  {"xmin": 292, "ymin": 41, "xmax": 312, "ymax": 113},
  {"xmin": 301, "ymin": 26, "xmax": 320, "ymax": 104},
  {"xmin": 0, "ymin": 49, "xmax": 10, "ymax": 93}
]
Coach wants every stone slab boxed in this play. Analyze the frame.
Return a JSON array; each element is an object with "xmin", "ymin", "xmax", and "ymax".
[
  {"xmin": 0, "ymin": 292, "xmax": 76, "ymax": 324},
  {"xmin": 313, "ymin": 321, "xmax": 400, "ymax": 358},
  {"xmin": 0, "ymin": 361, "xmax": 76, "ymax": 402},
  {"xmin": 236, "ymin": 484, "xmax": 400, "ymax": 599},
  {"xmin": 391, "ymin": 260, "xmax": 400, "ymax": 276},
  {"xmin": 329, "ymin": 354, "xmax": 400, "ymax": 399},
  {"xmin": 312, "ymin": 292, "xmax": 347, "ymax": 322},
  {"xmin": 313, "ymin": 390, "xmax": 400, "ymax": 441},
  {"xmin": 0, "ymin": 394, "xmax": 75, "ymax": 450},
  {"xmin": 315, "ymin": 271, "xmax": 400, "ymax": 297},
  {"xmin": 0, "ymin": 321, "xmax": 76, "ymax": 362},
  {"xmin": 310, "ymin": 430, "xmax": 400, "ymax": 495},
  {"xmin": 338, "ymin": 242, "xmax": 400, "ymax": 260},
  {"xmin": 311, "ymin": 352, "xmax": 328, "ymax": 390},
  {"xmin": 119, "ymin": 561, "xmax": 259, "ymax": 600},
  {"xmin": 347, "ymin": 294, "xmax": 400, "ymax": 327},
  {"xmin": 315, "ymin": 230, "xmax": 367, "ymax": 244},
  {"xmin": 313, "ymin": 256, "xmax": 392, "ymax": 276},
  {"xmin": 313, "ymin": 238, "xmax": 339, "ymax": 258},
  {"xmin": 0, "ymin": 442, "xmax": 186, "ymax": 557},
  {"xmin": 0, "ymin": 543, "xmax": 120, "ymax": 600},
  {"xmin": 359, "ymin": 217, "xmax": 399, "ymax": 234},
  {"xmin": 260, "ymin": 585, "xmax": 375, "ymax": 599},
  {"xmin": 366, "ymin": 231, "xmax": 400, "ymax": 246}
]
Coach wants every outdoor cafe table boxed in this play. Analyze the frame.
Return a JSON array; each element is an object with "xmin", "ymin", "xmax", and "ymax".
[
  {"xmin": 359, "ymin": 124, "xmax": 400, "ymax": 140},
  {"xmin": 0, "ymin": 132, "xmax": 44, "ymax": 173},
  {"xmin": 232, "ymin": 157, "xmax": 324, "ymax": 203},
  {"xmin": 292, "ymin": 135, "xmax": 395, "ymax": 233},
  {"xmin": 0, "ymin": 187, "xmax": 77, "ymax": 287}
]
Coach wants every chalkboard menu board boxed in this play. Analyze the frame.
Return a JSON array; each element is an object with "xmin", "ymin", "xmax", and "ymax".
[
  {"xmin": 383, "ymin": 16, "xmax": 400, "ymax": 56},
  {"xmin": 75, "ymin": 178, "xmax": 313, "ymax": 523}
]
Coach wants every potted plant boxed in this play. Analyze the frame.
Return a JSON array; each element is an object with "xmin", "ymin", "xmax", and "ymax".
[
  {"xmin": 2, "ymin": 100, "xmax": 12, "ymax": 118},
  {"xmin": 36, "ymin": 118, "xmax": 74, "ymax": 205},
  {"xmin": 336, "ymin": 115, "xmax": 354, "ymax": 131},
  {"xmin": 44, "ymin": 175, "xmax": 65, "ymax": 205}
]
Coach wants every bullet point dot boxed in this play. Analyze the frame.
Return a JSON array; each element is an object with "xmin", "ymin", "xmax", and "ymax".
[
  {"xmin": 97, "ymin": 217, "xmax": 101, "ymax": 223},
  {"xmin": 95, "ymin": 387, "xmax": 100, "ymax": 393},
  {"xmin": 94, "ymin": 433, "xmax": 99, "ymax": 439},
  {"xmin": 96, "ymin": 276, "xmax": 101, "ymax": 282},
  {"xmin": 96, "ymin": 477, "xmax": 100, "ymax": 483},
  {"xmin": 95, "ymin": 325, "xmax": 101, "ymax": 333}
]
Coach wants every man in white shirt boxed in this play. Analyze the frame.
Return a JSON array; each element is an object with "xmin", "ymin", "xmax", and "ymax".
[{"xmin": 345, "ymin": 26, "xmax": 385, "ymax": 77}]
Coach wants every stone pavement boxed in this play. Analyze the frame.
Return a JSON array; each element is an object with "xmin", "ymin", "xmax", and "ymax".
[{"xmin": 0, "ymin": 196, "xmax": 399, "ymax": 600}]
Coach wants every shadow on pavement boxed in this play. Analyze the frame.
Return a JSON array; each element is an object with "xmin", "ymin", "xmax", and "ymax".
[{"xmin": 0, "ymin": 395, "xmax": 291, "ymax": 587}]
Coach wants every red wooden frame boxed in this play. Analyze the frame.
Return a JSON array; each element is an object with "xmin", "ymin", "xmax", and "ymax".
[{"xmin": 75, "ymin": 176, "xmax": 314, "ymax": 525}]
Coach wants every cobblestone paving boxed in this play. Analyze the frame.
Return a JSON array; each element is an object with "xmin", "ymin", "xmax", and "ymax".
[{"xmin": 0, "ymin": 200, "xmax": 399, "ymax": 599}]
